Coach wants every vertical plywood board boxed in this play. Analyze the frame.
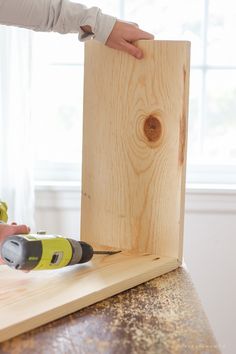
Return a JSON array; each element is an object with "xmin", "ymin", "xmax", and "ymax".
[{"xmin": 81, "ymin": 40, "xmax": 190, "ymax": 260}]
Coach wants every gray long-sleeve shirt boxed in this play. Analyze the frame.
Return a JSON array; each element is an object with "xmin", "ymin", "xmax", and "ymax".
[{"xmin": 0, "ymin": 0, "xmax": 117, "ymax": 43}]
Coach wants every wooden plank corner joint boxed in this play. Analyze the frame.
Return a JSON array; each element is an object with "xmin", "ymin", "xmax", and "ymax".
[{"xmin": 0, "ymin": 40, "xmax": 190, "ymax": 342}]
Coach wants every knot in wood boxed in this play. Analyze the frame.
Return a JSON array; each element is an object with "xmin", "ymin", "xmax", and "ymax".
[{"xmin": 143, "ymin": 115, "xmax": 162, "ymax": 142}]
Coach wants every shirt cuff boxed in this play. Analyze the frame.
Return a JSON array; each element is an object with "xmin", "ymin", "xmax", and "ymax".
[{"xmin": 78, "ymin": 8, "xmax": 116, "ymax": 44}]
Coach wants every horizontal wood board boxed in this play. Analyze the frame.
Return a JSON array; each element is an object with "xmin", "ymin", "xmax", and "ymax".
[{"xmin": 0, "ymin": 251, "xmax": 178, "ymax": 342}]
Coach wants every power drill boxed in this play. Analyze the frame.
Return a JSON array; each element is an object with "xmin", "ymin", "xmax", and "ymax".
[
  {"xmin": 0, "ymin": 233, "xmax": 120, "ymax": 271},
  {"xmin": 0, "ymin": 202, "xmax": 120, "ymax": 271}
]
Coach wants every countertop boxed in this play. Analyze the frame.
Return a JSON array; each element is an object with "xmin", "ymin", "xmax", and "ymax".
[{"xmin": 0, "ymin": 267, "xmax": 220, "ymax": 354}]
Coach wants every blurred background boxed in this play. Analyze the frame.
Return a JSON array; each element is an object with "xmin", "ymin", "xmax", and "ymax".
[{"xmin": 31, "ymin": 0, "xmax": 236, "ymax": 185}]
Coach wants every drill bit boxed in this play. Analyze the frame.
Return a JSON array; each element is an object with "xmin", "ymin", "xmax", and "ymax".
[{"xmin": 93, "ymin": 250, "xmax": 121, "ymax": 255}]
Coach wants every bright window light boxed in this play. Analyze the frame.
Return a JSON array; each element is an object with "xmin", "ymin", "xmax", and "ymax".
[{"xmin": 31, "ymin": 0, "xmax": 236, "ymax": 184}]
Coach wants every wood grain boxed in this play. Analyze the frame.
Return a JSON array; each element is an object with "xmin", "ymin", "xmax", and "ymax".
[
  {"xmin": 0, "ymin": 253, "xmax": 178, "ymax": 342},
  {"xmin": 81, "ymin": 40, "xmax": 190, "ymax": 260}
]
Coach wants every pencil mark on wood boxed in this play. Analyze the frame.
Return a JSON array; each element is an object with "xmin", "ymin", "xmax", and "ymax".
[{"xmin": 82, "ymin": 191, "xmax": 91, "ymax": 200}]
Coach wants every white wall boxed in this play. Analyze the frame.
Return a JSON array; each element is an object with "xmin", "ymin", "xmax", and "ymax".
[
  {"xmin": 184, "ymin": 213, "xmax": 236, "ymax": 354},
  {"xmin": 35, "ymin": 185, "xmax": 236, "ymax": 354}
]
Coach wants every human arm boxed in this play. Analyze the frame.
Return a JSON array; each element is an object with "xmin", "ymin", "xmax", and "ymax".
[
  {"xmin": 0, "ymin": 0, "xmax": 116, "ymax": 43},
  {"xmin": 0, "ymin": 0, "xmax": 154, "ymax": 58}
]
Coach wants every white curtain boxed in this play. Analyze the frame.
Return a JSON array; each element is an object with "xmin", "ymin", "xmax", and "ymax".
[{"xmin": 0, "ymin": 26, "xmax": 34, "ymax": 226}]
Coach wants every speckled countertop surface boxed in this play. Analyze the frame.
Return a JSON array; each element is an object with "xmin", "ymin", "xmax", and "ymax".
[{"xmin": 0, "ymin": 267, "xmax": 220, "ymax": 354}]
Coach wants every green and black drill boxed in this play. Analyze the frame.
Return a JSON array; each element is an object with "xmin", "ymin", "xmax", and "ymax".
[{"xmin": 0, "ymin": 202, "xmax": 120, "ymax": 271}]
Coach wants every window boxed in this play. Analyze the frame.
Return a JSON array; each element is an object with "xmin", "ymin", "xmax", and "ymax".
[
  {"xmin": 31, "ymin": 0, "xmax": 236, "ymax": 184},
  {"xmin": 31, "ymin": 30, "xmax": 84, "ymax": 181}
]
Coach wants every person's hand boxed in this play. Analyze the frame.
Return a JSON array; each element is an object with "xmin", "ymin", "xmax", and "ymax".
[
  {"xmin": 0, "ymin": 223, "xmax": 30, "ymax": 264},
  {"xmin": 106, "ymin": 20, "xmax": 154, "ymax": 59},
  {"xmin": 81, "ymin": 20, "xmax": 154, "ymax": 59}
]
